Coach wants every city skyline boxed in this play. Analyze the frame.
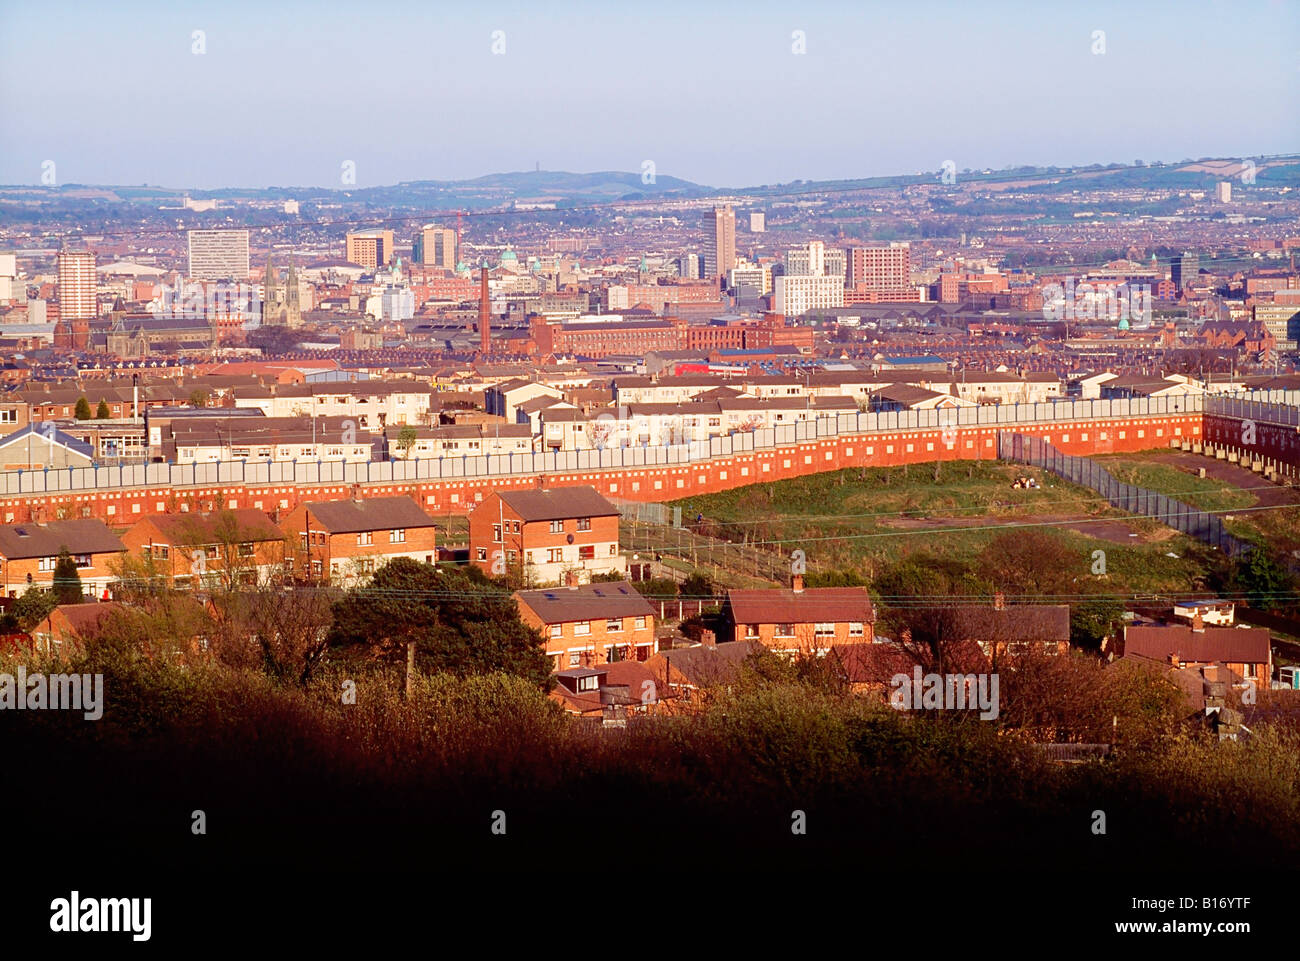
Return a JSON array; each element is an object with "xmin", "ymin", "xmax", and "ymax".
[{"xmin": 2, "ymin": 0, "xmax": 1296, "ymax": 190}]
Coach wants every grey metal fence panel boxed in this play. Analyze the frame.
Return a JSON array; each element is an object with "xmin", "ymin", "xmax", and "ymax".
[{"xmin": 999, "ymin": 429, "xmax": 1253, "ymax": 557}]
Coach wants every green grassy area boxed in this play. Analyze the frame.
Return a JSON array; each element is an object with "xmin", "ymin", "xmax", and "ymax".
[
  {"xmin": 1098, "ymin": 458, "xmax": 1256, "ymax": 512},
  {"xmin": 668, "ymin": 461, "xmax": 1221, "ymax": 595}
]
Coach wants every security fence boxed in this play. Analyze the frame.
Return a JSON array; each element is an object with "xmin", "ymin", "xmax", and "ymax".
[
  {"xmin": 998, "ymin": 431, "xmax": 1255, "ymax": 557},
  {"xmin": 2, "ymin": 394, "xmax": 1209, "ymax": 497}
]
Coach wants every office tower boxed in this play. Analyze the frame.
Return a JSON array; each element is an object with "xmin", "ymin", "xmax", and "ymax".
[
  {"xmin": 187, "ymin": 229, "xmax": 250, "ymax": 281},
  {"xmin": 346, "ymin": 229, "xmax": 394, "ymax": 269},
  {"xmin": 678, "ymin": 253, "xmax": 702, "ymax": 280},
  {"xmin": 773, "ymin": 274, "xmax": 844, "ymax": 315},
  {"xmin": 784, "ymin": 241, "xmax": 844, "ymax": 278},
  {"xmin": 1216, "ymin": 181, "xmax": 1232, "ymax": 203},
  {"xmin": 1172, "ymin": 253, "xmax": 1199, "ymax": 289},
  {"xmin": 749, "ymin": 212, "xmax": 765, "ymax": 232},
  {"xmin": 704, "ymin": 205, "xmax": 735, "ymax": 280},
  {"xmin": 847, "ymin": 243, "xmax": 912, "ymax": 291},
  {"xmin": 57, "ymin": 248, "xmax": 97, "ymax": 320},
  {"xmin": 415, "ymin": 224, "xmax": 457, "ymax": 269},
  {"xmin": 728, "ymin": 262, "xmax": 773, "ymax": 296}
]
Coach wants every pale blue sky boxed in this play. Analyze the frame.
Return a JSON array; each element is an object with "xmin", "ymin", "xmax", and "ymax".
[{"xmin": 1, "ymin": 0, "xmax": 1297, "ymax": 188}]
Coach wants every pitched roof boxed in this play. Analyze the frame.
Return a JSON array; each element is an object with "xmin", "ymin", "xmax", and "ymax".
[
  {"xmin": 0, "ymin": 519, "xmax": 125, "ymax": 560},
  {"xmin": 726, "ymin": 587, "xmax": 875, "ymax": 625},
  {"xmin": 303, "ymin": 496, "xmax": 436, "ymax": 533},
  {"xmin": 1123, "ymin": 625, "xmax": 1271, "ymax": 665},
  {"xmin": 948, "ymin": 604, "xmax": 1071, "ymax": 642},
  {"xmin": 650, "ymin": 640, "xmax": 762, "ymax": 688},
  {"xmin": 494, "ymin": 486, "xmax": 618, "ymax": 522},
  {"xmin": 141, "ymin": 509, "xmax": 285, "ymax": 544},
  {"xmin": 516, "ymin": 581, "xmax": 654, "ymax": 624}
]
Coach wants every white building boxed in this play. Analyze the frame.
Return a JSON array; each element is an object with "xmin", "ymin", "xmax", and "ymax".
[{"xmin": 774, "ymin": 274, "xmax": 844, "ymax": 315}]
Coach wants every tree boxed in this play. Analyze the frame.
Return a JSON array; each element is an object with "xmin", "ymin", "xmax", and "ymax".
[
  {"xmin": 213, "ymin": 586, "xmax": 336, "ymax": 685},
  {"xmin": 328, "ymin": 558, "xmax": 552, "ymax": 690},
  {"xmin": 679, "ymin": 571, "xmax": 715, "ymax": 599},
  {"xmin": 52, "ymin": 548, "xmax": 83, "ymax": 605},
  {"xmin": 188, "ymin": 389, "xmax": 210, "ymax": 409},
  {"xmin": 9, "ymin": 585, "xmax": 58, "ymax": 631},
  {"xmin": 874, "ymin": 553, "xmax": 993, "ymax": 674},
  {"xmin": 396, "ymin": 425, "xmax": 418, "ymax": 460},
  {"xmin": 174, "ymin": 510, "xmax": 285, "ymax": 594},
  {"xmin": 95, "ymin": 399, "xmax": 112, "ymax": 419},
  {"xmin": 74, "ymin": 396, "xmax": 92, "ymax": 420}
]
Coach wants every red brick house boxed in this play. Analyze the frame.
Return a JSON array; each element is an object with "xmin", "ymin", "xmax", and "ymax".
[
  {"xmin": 121, "ymin": 509, "xmax": 287, "ymax": 591},
  {"xmin": 1122, "ymin": 618, "xmax": 1272, "ymax": 692},
  {"xmin": 515, "ymin": 580, "xmax": 656, "ymax": 671},
  {"xmin": 278, "ymin": 494, "xmax": 438, "ymax": 585},
  {"xmin": 470, "ymin": 485, "xmax": 624, "ymax": 586},
  {"xmin": 0, "ymin": 519, "xmax": 124, "ymax": 600},
  {"xmin": 723, "ymin": 577, "xmax": 875, "ymax": 654}
]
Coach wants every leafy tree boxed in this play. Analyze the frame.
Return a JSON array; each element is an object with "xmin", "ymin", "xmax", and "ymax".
[
  {"xmin": 95, "ymin": 399, "xmax": 112, "ymax": 419},
  {"xmin": 52, "ymin": 548, "xmax": 83, "ymax": 605},
  {"xmin": 188, "ymin": 389, "xmax": 210, "ymax": 409},
  {"xmin": 874, "ymin": 552, "xmax": 994, "ymax": 673},
  {"xmin": 74, "ymin": 396, "xmax": 92, "ymax": 420},
  {"xmin": 329, "ymin": 558, "xmax": 552, "ymax": 690},
  {"xmin": 9, "ymin": 585, "xmax": 58, "ymax": 631},
  {"xmin": 679, "ymin": 571, "xmax": 715, "ymax": 599},
  {"xmin": 1070, "ymin": 593, "xmax": 1123, "ymax": 652},
  {"xmin": 396, "ymin": 425, "xmax": 419, "ymax": 460},
  {"xmin": 1234, "ymin": 549, "xmax": 1293, "ymax": 613}
]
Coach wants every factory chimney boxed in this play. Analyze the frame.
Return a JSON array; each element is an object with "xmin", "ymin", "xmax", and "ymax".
[{"xmin": 479, "ymin": 266, "xmax": 490, "ymax": 355}]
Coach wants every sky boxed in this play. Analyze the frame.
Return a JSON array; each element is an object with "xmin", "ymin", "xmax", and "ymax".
[{"xmin": 1, "ymin": 0, "xmax": 1297, "ymax": 190}]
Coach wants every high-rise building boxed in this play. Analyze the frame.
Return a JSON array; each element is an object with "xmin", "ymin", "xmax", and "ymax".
[
  {"xmin": 704, "ymin": 205, "xmax": 735, "ymax": 280},
  {"xmin": 415, "ymin": 224, "xmax": 457, "ymax": 269},
  {"xmin": 729, "ymin": 262, "xmax": 773, "ymax": 296},
  {"xmin": 749, "ymin": 212, "xmax": 765, "ymax": 233},
  {"xmin": 187, "ymin": 229, "xmax": 250, "ymax": 281},
  {"xmin": 1172, "ymin": 253, "xmax": 1199, "ymax": 289},
  {"xmin": 678, "ymin": 253, "xmax": 702, "ymax": 280},
  {"xmin": 846, "ymin": 243, "xmax": 913, "ymax": 298},
  {"xmin": 0, "ymin": 253, "xmax": 16, "ymax": 302},
  {"xmin": 785, "ymin": 241, "xmax": 845, "ymax": 279},
  {"xmin": 773, "ymin": 274, "xmax": 843, "ymax": 316},
  {"xmin": 1216, "ymin": 181, "xmax": 1232, "ymax": 204},
  {"xmin": 346, "ymin": 230, "xmax": 394, "ymax": 269},
  {"xmin": 57, "ymin": 249, "xmax": 97, "ymax": 320}
]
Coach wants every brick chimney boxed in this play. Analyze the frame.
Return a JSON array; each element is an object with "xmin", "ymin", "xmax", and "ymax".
[
  {"xmin": 993, "ymin": 591, "xmax": 1005, "ymax": 611},
  {"xmin": 534, "ymin": 474, "xmax": 546, "ymax": 491},
  {"xmin": 700, "ymin": 629, "xmax": 716, "ymax": 648},
  {"xmin": 1191, "ymin": 608, "xmax": 1204, "ymax": 633},
  {"xmin": 792, "ymin": 573, "xmax": 804, "ymax": 593},
  {"xmin": 350, "ymin": 482, "xmax": 362, "ymax": 502},
  {"xmin": 479, "ymin": 267, "xmax": 490, "ymax": 355}
]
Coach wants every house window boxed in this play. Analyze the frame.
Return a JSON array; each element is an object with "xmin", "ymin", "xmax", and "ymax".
[
  {"xmin": 512, "ymin": 521, "xmax": 521, "ymax": 533},
  {"xmin": 634, "ymin": 616, "xmax": 647, "ymax": 630},
  {"xmin": 579, "ymin": 545, "xmax": 595, "ymax": 561},
  {"xmin": 815, "ymin": 623, "xmax": 835, "ymax": 638},
  {"xmin": 577, "ymin": 517, "xmax": 592, "ymax": 532},
  {"xmin": 549, "ymin": 624, "xmax": 562, "ymax": 638},
  {"xmin": 238, "ymin": 543, "xmax": 255, "ymax": 558},
  {"xmin": 574, "ymin": 621, "xmax": 590, "ymax": 636},
  {"xmin": 606, "ymin": 618, "xmax": 623, "ymax": 632},
  {"xmin": 849, "ymin": 622, "xmax": 865, "ymax": 637},
  {"xmin": 391, "ymin": 529, "xmax": 405, "ymax": 543},
  {"xmin": 744, "ymin": 625, "xmax": 758, "ymax": 639},
  {"xmin": 577, "ymin": 675, "xmax": 598, "ymax": 692},
  {"xmin": 609, "ymin": 544, "xmax": 617, "ymax": 556},
  {"xmin": 775, "ymin": 624, "xmax": 795, "ymax": 637},
  {"xmin": 549, "ymin": 520, "xmax": 563, "ymax": 534},
  {"xmin": 547, "ymin": 548, "xmax": 563, "ymax": 563},
  {"xmin": 357, "ymin": 532, "xmax": 373, "ymax": 546},
  {"xmin": 568, "ymin": 652, "xmax": 581, "ymax": 667},
  {"xmin": 492, "ymin": 524, "xmax": 502, "ymax": 542},
  {"xmin": 476, "ymin": 547, "xmax": 488, "ymax": 561}
]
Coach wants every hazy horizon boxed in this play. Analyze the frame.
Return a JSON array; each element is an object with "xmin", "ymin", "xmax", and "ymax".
[{"xmin": 3, "ymin": 0, "xmax": 1297, "ymax": 190}]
